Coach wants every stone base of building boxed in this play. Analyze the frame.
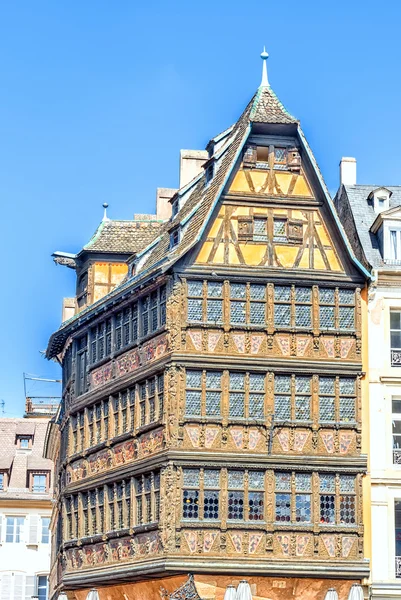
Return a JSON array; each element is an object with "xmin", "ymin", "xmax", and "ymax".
[{"xmin": 63, "ymin": 573, "xmax": 361, "ymax": 600}]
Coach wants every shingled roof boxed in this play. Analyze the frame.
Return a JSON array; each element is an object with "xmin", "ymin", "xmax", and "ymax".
[
  {"xmin": 82, "ymin": 218, "xmax": 163, "ymax": 255},
  {"xmin": 46, "ymin": 75, "xmax": 370, "ymax": 359},
  {"xmin": 0, "ymin": 418, "xmax": 53, "ymax": 501},
  {"xmin": 334, "ymin": 185, "xmax": 401, "ymax": 270}
]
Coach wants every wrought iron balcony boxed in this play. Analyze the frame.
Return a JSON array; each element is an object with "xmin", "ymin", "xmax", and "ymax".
[
  {"xmin": 391, "ymin": 350, "xmax": 401, "ymax": 367},
  {"xmin": 395, "ymin": 555, "xmax": 401, "ymax": 578},
  {"xmin": 393, "ymin": 449, "xmax": 401, "ymax": 464}
]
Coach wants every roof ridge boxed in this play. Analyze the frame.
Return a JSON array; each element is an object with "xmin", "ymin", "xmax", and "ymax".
[{"xmin": 250, "ymin": 84, "xmax": 298, "ymax": 124}]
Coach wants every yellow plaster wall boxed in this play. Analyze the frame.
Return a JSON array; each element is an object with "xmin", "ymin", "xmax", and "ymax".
[
  {"xmin": 195, "ymin": 204, "xmax": 343, "ymax": 272},
  {"xmin": 92, "ymin": 262, "xmax": 128, "ymax": 303}
]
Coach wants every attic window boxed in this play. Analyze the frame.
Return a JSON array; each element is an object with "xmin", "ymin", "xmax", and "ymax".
[
  {"xmin": 172, "ymin": 199, "xmax": 179, "ymax": 218},
  {"xmin": 170, "ymin": 228, "xmax": 180, "ymax": 249},
  {"xmin": 273, "ymin": 219, "xmax": 288, "ymax": 242},
  {"xmin": 17, "ymin": 436, "xmax": 32, "ymax": 449},
  {"xmin": 205, "ymin": 163, "xmax": 214, "ymax": 183}
]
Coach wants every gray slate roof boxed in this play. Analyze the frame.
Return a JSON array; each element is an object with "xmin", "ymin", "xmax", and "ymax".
[
  {"xmin": 0, "ymin": 418, "xmax": 53, "ymax": 501},
  {"xmin": 335, "ymin": 185, "xmax": 401, "ymax": 270},
  {"xmin": 82, "ymin": 219, "xmax": 163, "ymax": 255}
]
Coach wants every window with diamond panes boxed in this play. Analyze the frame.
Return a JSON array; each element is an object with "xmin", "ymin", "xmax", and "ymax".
[
  {"xmin": 274, "ymin": 286, "xmax": 291, "ymax": 327},
  {"xmin": 187, "ymin": 280, "xmax": 203, "ymax": 322},
  {"xmin": 339, "ymin": 475, "xmax": 356, "ymax": 524},
  {"xmin": 319, "ymin": 288, "xmax": 355, "ymax": 331},
  {"xmin": 185, "ymin": 370, "xmax": 222, "ymax": 418},
  {"xmin": 229, "ymin": 372, "xmax": 245, "ymax": 418},
  {"xmin": 295, "ymin": 287, "xmax": 312, "ymax": 327},
  {"xmin": 273, "ymin": 219, "xmax": 287, "ymax": 242},
  {"xmin": 230, "ymin": 283, "xmax": 246, "ymax": 324},
  {"xmin": 207, "ymin": 282, "xmax": 223, "ymax": 323},
  {"xmin": 275, "ymin": 472, "xmax": 291, "ymax": 522},
  {"xmin": 274, "ymin": 375, "xmax": 291, "ymax": 420},
  {"xmin": 253, "ymin": 218, "xmax": 268, "ymax": 242},
  {"xmin": 339, "ymin": 378, "xmax": 356, "ymax": 422},
  {"xmin": 249, "ymin": 373, "xmax": 265, "ymax": 419},
  {"xmin": 319, "ymin": 377, "xmax": 335, "ymax": 422},
  {"xmin": 248, "ymin": 471, "xmax": 265, "ymax": 521},
  {"xmin": 228, "ymin": 470, "xmax": 244, "ymax": 520},
  {"xmin": 182, "ymin": 469, "xmax": 200, "ymax": 519},
  {"xmin": 319, "ymin": 474, "xmax": 335, "ymax": 524},
  {"xmin": 250, "ymin": 284, "xmax": 266, "ymax": 324},
  {"xmin": 295, "ymin": 473, "xmax": 311, "ymax": 522},
  {"xmin": 295, "ymin": 376, "xmax": 311, "ymax": 420},
  {"xmin": 203, "ymin": 470, "xmax": 220, "ymax": 520}
]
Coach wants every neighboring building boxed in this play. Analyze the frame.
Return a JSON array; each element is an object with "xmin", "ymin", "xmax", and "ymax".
[
  {"xmin": 335, "ymin": 166, "xmax": 401, "ymax": 600},
  {"xmin": 0, "ymin": 410, "xmax": 54, "ymax": 600},
  {"xmin": 45, "ymin": 53, "xmax": 371, "ymax": 600}
]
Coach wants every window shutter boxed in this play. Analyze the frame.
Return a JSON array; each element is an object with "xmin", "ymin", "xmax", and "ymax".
[
  {"xmin": 28, "ymin": 515, "xmax": 38, "ymax": 544},
  {"xmin": 14, "ymin": 574, "xmax": 24, "ymax": 600},
  {"xmin": 24, "ymin": 575, "xmax": 35, "ymax": 600},
  {"xmin": 0, "ymin": 515, "xmax": 3, "ymax": 543},
  {"xmin": 0, "ymin": 574, "xmax": 12, "ymax": 600}
]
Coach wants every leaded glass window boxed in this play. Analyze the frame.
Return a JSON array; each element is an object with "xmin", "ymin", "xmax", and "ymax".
[
  {"xmin": 295, "ymin": 287, "xmax": 312, "ymax": 328},
  {"xmin": 230, "ymin": 283, "xmax": 246, "ymax": 324},
  {"xmin": 182, "ymin": 469, "xmax": 200, "ymax": 519},
  {"xmin": 249, "ymin": 373, "xmax": 265, "ymax": 419},
  {"xmin": 248, "ymin": 470, "xmax": 264, "ymax": 521},
  {"xmin": 273, "ymin": 219, "xmax": 287, "ymax": 242},
  {"xmin": 135, "ymin": 471, "xmax": 160, "ymax": 525},
  {"xmin": 137, "ymin": 374, "xmax": 164, "ymax": 427},
  {"xmin": 275, "ymin": 472, "xmax": 291, "ymax": 522},
  {"xmin": 253, "ymin": 218, "xmax": 268, "ymax": 242},
  {"xmin": 319, "ymin": 377, "xmax": 335, "ymax": 421},
  {"xmin": 339, "ymin": 475, "xmax": 356, "ymax": 524},
  {"xmin": 319, "ymin": 288, "xmax": 335, "ymax": 329},
  {"xmin": 339, "ymin": 289, "xmax": 355, "ymax": 329},
  {"xmin": 274, "ymin": 375, "xmax": 291, "ymax": 420},
  {"xmin": 339, "ymin": 378, "xmax": 356, "ymax": 422},
  {"xmin": 185, "ymin": 370, "xmax": 222, "ymax": 418},
  {"xmin": 295, "ymin": 473, "xmax": 311, "ymax": 522},
  {"xmin": 207, "ymin": 282, "xmax": 223, "ymax": 323},
  {"xmin": 295, "ymin": 376, "xmax": 311, "ymax": 420},
  {"xmin": 203, "ymin": 470, "xmax": 220, "ymax": 520},
  {"xmin": 187, "ymin": 280, "xmax": 203, "ymax": 322},
  {"xmin": 228, "ymin": 470, "xmax": 244, "ymax": 520},
  {"xmin": 250, "ymin": 284, "xmax": 266, "ymax": 325},
  {"xmin": 319, "ymin": 474, "xmax": 335, "ymax": 524},
  {"xmin": 229, "ymin": 373, "xmax": 245, "ymax": 418},
  {"xmin": 274, "ymin": 286, "xmax": 291, "ymax": 327}
]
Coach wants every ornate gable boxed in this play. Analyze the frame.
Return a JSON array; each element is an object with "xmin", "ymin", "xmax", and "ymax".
[{"xmin": 160, "ymin": 575, "xmax": 201, "ymax": 600}]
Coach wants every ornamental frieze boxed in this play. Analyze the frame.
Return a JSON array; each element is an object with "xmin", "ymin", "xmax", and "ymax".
[
  {"xmin": 179, "ymin": 529, "xmax": 359, "ymax": 560},
  {"xmin": 67, "ymin": 428, "xmax": 164, "ymax": 483},
  {"xmin": 181, "ymin": 424, "xmax": 357, "ymax": 456},
  {"xmin": 90, "ymin": 334, "xmax": 168, "ymax": 391},
  {"xmin": 64, "ymin": 530, "xmax": 162, "ymax": 572},
  {"xmin": 185, "ymin": 330, "xmax": 357, "ymax": 361}
]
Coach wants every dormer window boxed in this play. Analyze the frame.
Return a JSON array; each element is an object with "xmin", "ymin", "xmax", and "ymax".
[
  {"xmin": 17, "ymin": 436, "xmax": 32, "ymax": 449},
  {"xmin": 368, "ymin": 187, "xmax": 392, "ymax": 214},
  {"xmin": 170, "ymin": 228, "xmax": 180, "ymax": 249},
  {"xmin": 390, "ymin": 230, "xmax": 401, "ymax": 261},
  {"xmin": 172, "ymin": 199, "xmax": 179, "ymax": 218},
  {"xmin": 205, "ymin": 163, "xmax": 214, "ymax": 184}
]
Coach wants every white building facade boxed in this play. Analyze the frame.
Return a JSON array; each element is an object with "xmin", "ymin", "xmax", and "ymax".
[
  {"xmin": 0, "ymin": 417, "xmax": 54, "ymax": 600},
  {"xmin": 335, "ymin": 166, "xmax": 401, "ymax": 600}
]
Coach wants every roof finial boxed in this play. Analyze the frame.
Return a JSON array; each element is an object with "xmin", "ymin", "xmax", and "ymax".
[
  {"xmin": 102, "ymin": 202, "xmax": 109, "ymax": 221},
  {"xmin": 260, "ymin": 46, "xmax": 269, "ymax": 87}
]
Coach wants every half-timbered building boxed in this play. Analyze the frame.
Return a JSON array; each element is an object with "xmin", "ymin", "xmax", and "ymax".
[{"xmin": 45, "ymin": 52, "xmax": 370, "ymax": 600}]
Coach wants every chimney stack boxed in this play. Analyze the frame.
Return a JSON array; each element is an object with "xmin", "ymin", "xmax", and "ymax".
[
  {"xmin": 180, "ymin": 150, "xmax": 209, "ymax": 188},
  {"xmin": 156, "ymin": 188, "xmax": 176, "ymax": 220},
  {"xmin": 339, "ymin": 157, "xmax": 357, "ymax": 186}
]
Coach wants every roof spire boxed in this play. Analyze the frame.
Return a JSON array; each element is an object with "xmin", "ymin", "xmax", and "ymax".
[
  {"xmin": 102, "ymin": 202, "xmax": 109, "ymax": 221},
  {"xmin": 260, "ymin": 47, "xmax": 269, "ymax": 87}
]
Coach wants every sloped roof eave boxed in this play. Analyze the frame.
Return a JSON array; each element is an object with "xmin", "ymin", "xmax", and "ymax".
[{"xmin": 297, "ymin": 126, "xmax": 371, "ymax": 280}]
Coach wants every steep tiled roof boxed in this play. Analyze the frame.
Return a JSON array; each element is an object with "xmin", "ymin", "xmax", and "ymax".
[
  {"xmin": 335, "ymin": 185, "xmax": 401, "ymax": 269},
  {"xmin": 250, "ymin": 85, "xmax": 298, "ymax": 124},
  {"xmin": 0, "ymin": 418, "xmax": 53, "ymax": 501},
  {"xmin": 82, "ymin": 219, "xmax": 163, "ymax": 254}
]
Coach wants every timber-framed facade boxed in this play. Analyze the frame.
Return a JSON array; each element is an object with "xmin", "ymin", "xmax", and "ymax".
[{"xmin": 45, "ymin": 58, "xmax": 370, "ymax": 600}]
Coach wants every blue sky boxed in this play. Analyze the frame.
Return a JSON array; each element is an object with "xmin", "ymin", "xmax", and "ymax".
[{"xmin": 1, "ymin": 0, "xmax": 400, "ymax": 416}]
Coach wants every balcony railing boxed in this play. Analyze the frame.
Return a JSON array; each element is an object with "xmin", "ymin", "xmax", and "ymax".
[
  {"xmin": 393, "ymin": 449, "xmax": 401, "ymax": 464},
  {"xmin": 396, "ymin": 556, "xmax": 401, "ymax": 578},
  {"xmin": 391, "ymin": 350, "xmax": 401, "ymax": 367}
]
